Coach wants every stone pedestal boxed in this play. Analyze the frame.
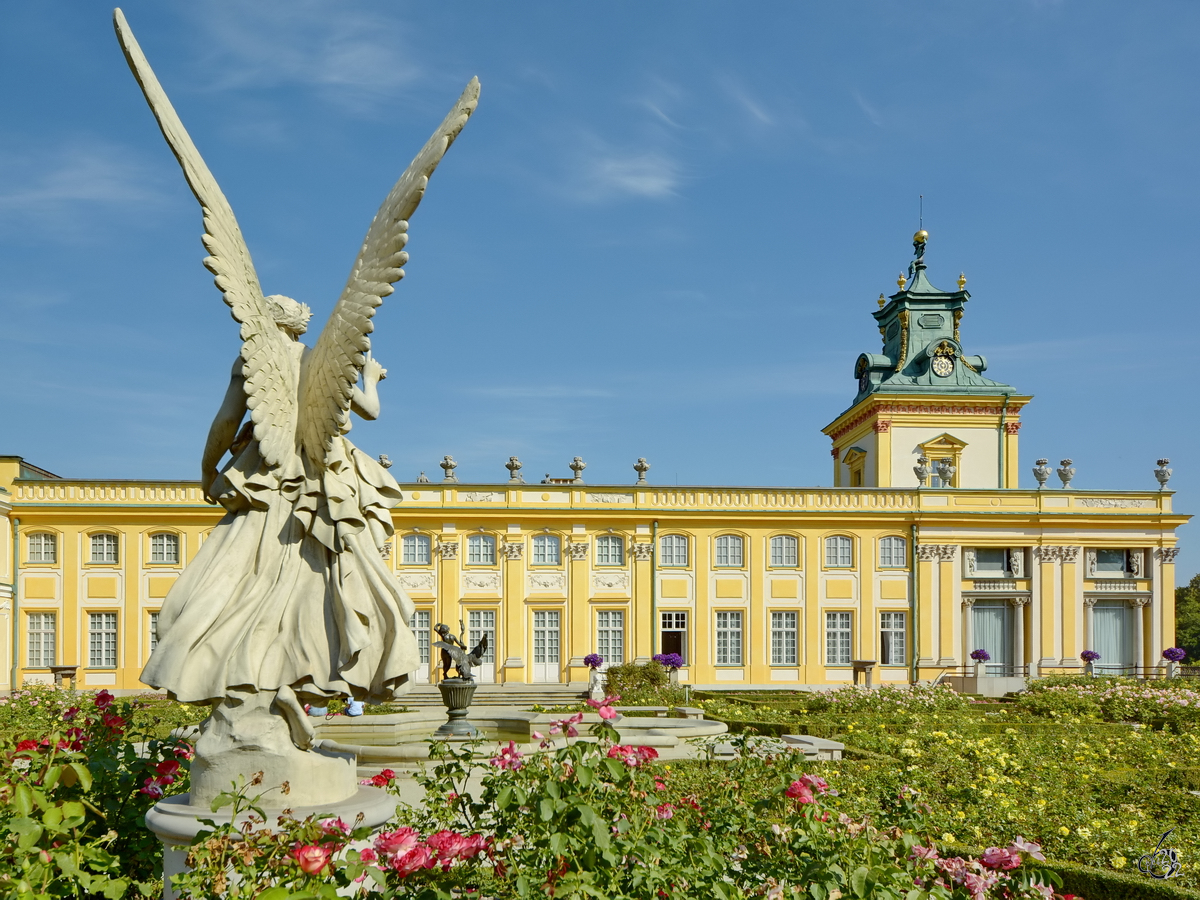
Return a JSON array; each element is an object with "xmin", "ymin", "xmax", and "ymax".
[
  {"xmin": 436, "ymin": 678, "xmax": 479, "ymax": 738},
  {"xmin": 147, "ymin": 786, "xmax": 395, "ymax": 900},
  {"xmin": 588, "ymin": 669, "xmax": 605, "ymax": 700}
]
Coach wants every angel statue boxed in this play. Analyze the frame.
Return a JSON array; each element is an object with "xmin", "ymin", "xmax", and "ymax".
[
  {"xmin": 114, "ymin": 10, "xmax": 479, "ymax": 804},
  {"xmin": 433, "ymin": 621, "xmax": 489, "ymax": 682}
]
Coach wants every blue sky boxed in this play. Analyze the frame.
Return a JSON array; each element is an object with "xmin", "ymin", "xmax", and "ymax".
[{"xmin": 2, "ymin": 3, "xmax": 1196, "ymax": 571}]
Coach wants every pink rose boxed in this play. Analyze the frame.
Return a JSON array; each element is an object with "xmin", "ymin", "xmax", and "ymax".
[
  {"xmin": 980, "ymin": 847, "xmax": 1022, "ymax": 871},
  {"xmin": 359, "ymin": 848, "xmax": 378, "ymax": 864},
  {"xmin": 427, "ymin": 830, "xmax": 470, "ymax": 861},
  {"xmin": 292, "ymin": 844, "xmax": 331, "ymax": 875},
  {"xmin": 598, "ymin": 705, "xmax": 618, "ymax": 720},
  {"xmin": 94, "ymin": 690, "xmax": 115, "ymax": 709},
  {"xmin": 1009, "ymin": 836, "xmax": 1046, "ymax": 862},
  {"xmin": 909, "ymin": 845, "xmax": 939, "ymax": 861},
  {"xmin": 392, "ymin": 844, "xmax": 435, "ymax": 877},
  {"xmin": 784, "ymin": 781, "xmax": 814, "ymax": 804},
  {"xmin": 138, "ymin": 777, "xmax": 165, "ymax": 799},
  {"xmin": 655, "ymin": 803, "xmax": 675, "ymax": 820},
  {"xmin": 799, "ymin": 773, "xmax": 831, "ymax": 795},
  {"xmin": 374, "ymin": 827, "xmax": 420, "ymax": 861}
]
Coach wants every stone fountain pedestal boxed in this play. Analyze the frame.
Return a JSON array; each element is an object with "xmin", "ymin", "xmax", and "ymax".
[{"xmin": 436, "ymin": 678, "xmax": 479, "ymax": 738}]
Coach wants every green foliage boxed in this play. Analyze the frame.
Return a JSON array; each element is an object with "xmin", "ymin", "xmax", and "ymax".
[
  {"xmin": 1174, "ymin": 572, "xmax": 1200, "ymax": 664},
  {"xmin": 602, "ymin": 662, "xmax": 687, "ymax": 706}
]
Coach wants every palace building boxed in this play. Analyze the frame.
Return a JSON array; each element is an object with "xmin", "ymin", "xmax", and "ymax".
[{"xmin": 0, "ymin": 235, "xmax": 1187, "ymax": 693}]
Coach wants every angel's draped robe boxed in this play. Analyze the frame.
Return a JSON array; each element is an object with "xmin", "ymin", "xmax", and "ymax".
[{"xmin": 141, "ymin": 423, "xmax": 418, "ymax": 704}]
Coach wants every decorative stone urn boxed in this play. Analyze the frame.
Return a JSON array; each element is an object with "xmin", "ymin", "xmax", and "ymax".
[{"xmin": 436, "ymin": 678, "xmax": 479, "ymax": 738}]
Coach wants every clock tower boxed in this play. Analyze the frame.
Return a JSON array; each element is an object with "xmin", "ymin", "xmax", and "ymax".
[{"xmin": 822, "ymin": 232, "xmax": 1031, "ymax": 489}]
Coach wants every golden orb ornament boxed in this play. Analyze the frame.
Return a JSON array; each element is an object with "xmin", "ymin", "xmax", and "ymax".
[{"xmin": 913, "ymin": 229, "xmax": 929, "ymax": 243}]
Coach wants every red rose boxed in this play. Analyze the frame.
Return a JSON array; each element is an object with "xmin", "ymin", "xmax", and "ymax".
[{"xmin": 292, "ymin": 844, "xmax": 331, "ymax": 875}]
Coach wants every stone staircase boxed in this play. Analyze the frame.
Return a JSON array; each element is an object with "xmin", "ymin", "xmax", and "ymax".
[{"xmin": 396, "ymin": 682, "xmax": 588, "ymax": 710}]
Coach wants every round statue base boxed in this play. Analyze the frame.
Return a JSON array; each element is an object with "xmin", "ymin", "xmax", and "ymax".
[
  {"xmin": 146, "ymin": 786, "xmax": 396, "ymax": 900},
  {"xmin": 436, "ymin": 679, "xmax": 479, "ymax": 738}
]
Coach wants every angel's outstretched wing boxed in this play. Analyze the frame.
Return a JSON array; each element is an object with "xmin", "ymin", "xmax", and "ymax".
[
  {"xmin": 297, "ymin": 78, "xmax": 480, "ymax": 467},
  {"xmin": 114, "ymin": 9, "xmax": 298, "ymax": 469}
]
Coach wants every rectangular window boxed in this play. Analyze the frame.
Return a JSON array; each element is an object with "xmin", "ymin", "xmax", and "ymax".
[
  {"xmin": 660, "ymin": 611, "xmax": 687, "ymax": 663},
  {"xmin": 715, "ymin": 535, "xmax": 744, "ymax": 567},
  {"xmin": 90, "ymin": 534, "xmax": 119, "ymax": 564},
  {"xmin": 402, "ymin": 535, "xmax": 431, "ymax": 565},
  {"xmin": 659, "ymin": 535, "xmax": 688, "ymax": 567},
  {"xmin": 533, "ymin": 610, "xmax": 561, "ymax": 664},
  {"xmin": 770, "ymin": 611, "xmax": 798, "ymax": 665},
  {"xmin": 467, "ymin": 610, "xmax": 496, "ymax": 663},
  {"xmin": 595, "ymin": 535, "xmax": 624, "ymax": 566},
  {"xmin": 825, "ymin": 611, "xmax": 852, "ymax": 665},
  {"xmin": 27, "ymin": 613, "xmax": 55, "ymax": 668},
  {"xmin": 596, "ymin": 610, "xmax": 625, "ymax": 664},
  {"xmin": 973, "ymin": 548, "xmax": 1007, "ymax": 574},
  {"xmin": 467, "ymin": 535, "xmax": 496, "ymax": 565},
  {"xmin": 150, "ymin": 533, "xmax": 179, "ymax": 564},
  {"xmin": 89, "ymin": 612, "xmax": 118, "ymax": 668},
  {"xmin": 1096, "ymin": 549, "xmax": 1128, "ymax": 574},
  {"xmin": 715, "ymin": 611, "xmax": 743, "ymax": 665},
  {"xmin": 149, "ymin": 612, "xmax": 160, "ymax": 653},
  {"xmin": 879, "ymin": 536, "xmax": 908, "ymax": 568},
  {"xmin": 532, "ymin": 535, "xmax": 561, "ymax": 565},
  {"xmin": 410, "ymin": 610, "xmax": 431, "ymax": 664},
  {"xmin": 824, "ymin": 536, "xmax": 852, "ymax": 568},
  {"xmin": 27, "ymin": 533, "xmax": 56, "ymax": 564},
  {"xmin": 770, "ymin": 535, "xmax": 798, "ymax": 567},
  {"xmin": 880, "ymin": 611, "xmax": 906, "ymax": 665}
]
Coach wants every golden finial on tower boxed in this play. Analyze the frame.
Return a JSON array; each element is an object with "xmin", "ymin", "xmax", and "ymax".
[
  {"xmin": 877, "ymin": 293, "xmax": 886, "ymax": 309},
  {"xmin": 913, "ymin": 229, "xmax": 929, "ymax": 244},
  {"xmin": 897, "ymin": 272, "xmax": 907, "ymax": 289},
  {"xmin": 957, "ymin": 272, "xmax": 967, "ymax": 290}
]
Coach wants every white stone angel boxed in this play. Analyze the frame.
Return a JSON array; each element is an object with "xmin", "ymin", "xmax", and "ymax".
[{"xmin": 115, "ymin": 10, "xmax": 478, "ymax": 787}]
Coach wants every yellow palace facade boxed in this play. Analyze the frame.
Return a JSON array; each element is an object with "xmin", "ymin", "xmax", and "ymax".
[{"xmin": 0, "ymin": 237, "xmax": 1187, "ymax": 693}]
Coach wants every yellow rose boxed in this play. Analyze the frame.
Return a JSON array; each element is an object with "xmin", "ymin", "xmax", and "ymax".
[{"xmin": 1058, "ymin": 827, "xmax": 1070, "ymax": 836}]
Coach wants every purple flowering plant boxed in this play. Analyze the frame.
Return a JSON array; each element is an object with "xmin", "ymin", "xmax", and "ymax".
[
  {"xmin": 583, "ymin": 653, "xmax": 604, "ymax": 669},
  {"xmin": 652, "ymin": 652, "xmax": 685, "ymax": 670},
  {"xmin": 969, "ymin": 649, "xmax": 991, "ymax": 662},
  {"xmin": 1164, "ymin": 647, "xmax": 1187, "ymax": 663},
  {"xmin": 1080, "ymin": 650, "xmax": 1101, "ymax": 662}
]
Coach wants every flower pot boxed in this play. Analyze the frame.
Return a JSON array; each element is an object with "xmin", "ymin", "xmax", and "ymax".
[{"xmin": 436, "ymin": 678, "xmax": 479, "ymax": 738}]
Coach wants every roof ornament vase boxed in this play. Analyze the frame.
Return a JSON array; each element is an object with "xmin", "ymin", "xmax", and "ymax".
[
  {"xmin": 1032, "ymin": 459, "xmax": 1052, "ymax": 489},
  {"xmin": 935, "ymin": 458, "xmax": 956, "ymax": 488},
  {"xmin": 1155, "ymin": 458, "xmax": 1172, "ymax": 491},
  {"xmin": 505, "ymin": 456, "xmax": 525, "ymax": 484},
  {"xmin": 633, "ymin": 458, "xmax": 651, "ymax": 485},
  {"xmin": 570, "ymin": 456, "xmax": 587, "ymax": 484},
  {"xmin": 913, "ymin": 456, "xmax": 930, "ymax": 487},
  {"xmin": 1057, "ymin": 459, "xmax": 1075, "ymax": 489},
  {"xmin": 440, "ymin": 455, "xmax": 459, "ymax": 483}
]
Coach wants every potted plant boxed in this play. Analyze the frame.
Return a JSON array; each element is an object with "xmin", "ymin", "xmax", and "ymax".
[
  {"xmin": 1080, "ymin": 649, "xmax": 1100, "ymax": 676},
  {"xmin": 584, "ymin": 653, "xmax": 605, "ymax": 698},
  {"xmin": 1163, "ymin": 646, "xmax": 1186, "ymax": 678},
  {"xmin": 969, "ymin": 648, "xmax": 990, "ymax": 678},
  {"xmin": 652, "ymin": 652, "xmax": 685, "ymax": 685}
]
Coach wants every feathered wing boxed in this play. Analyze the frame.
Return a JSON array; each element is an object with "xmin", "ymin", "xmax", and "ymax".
[
  {"xmin": 298, "ymin": 78, "xmax": 480, "ymax": 467},
  {"xmin": 114, "ymin": 9, "xmax": 298, "ymax": 469}
]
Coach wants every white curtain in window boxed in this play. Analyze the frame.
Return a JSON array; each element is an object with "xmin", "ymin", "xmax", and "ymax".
[
  {"xmin": 972, "ymin": 604, "xmax": 1012, "ymax": 674},
  {"xmin": 1093, "ymin": 603, "xmax": 1133, "ymax": 669}
]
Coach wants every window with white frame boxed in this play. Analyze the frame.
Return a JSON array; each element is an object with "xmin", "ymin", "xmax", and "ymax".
[
  {"xmin": 27, "ymin": 533, "xmax": 56, "ymax": 564},
  {"xmin": 401, "ymin": 534, "xmax": 432, "ymax": 565},
  {"xmin": 879, "ymin": 536, "xmax": 907, "ymax": 568},
  {"xmin": 532, "ymin": 535, "xmax": 561, "ymax": 565},
  {"xmin": 880, "ymin": 611, "xmax": 906, "ymax": 665},
  {"xmin": 825, "ymin": 611, "xmax": 852, "ymax": 665},
  {"xmin": 467, "ymin": 610, "xmax": 496, "ymax": 663},
  {"xmin": 715, "ymin": 535, "xmax": 744, "ymax": 567},
  {"xmin": 659, "ymin": 534, "xmax": 689, "ymax": 567},
  {"xmin": 595, "ymin": 535, "xmax": 624, "ymax": 566},
  {"xmin": 715, "ymin": 611, "xmax": 743, "ymax": 665},
  {"xmin": 89, "ymin": 612, "xmax": 118, "ymax": 668},
  {"xmin": 1096, "ymin": 549, "xmax": 1129, "ymax": 574},
  {"xmin": 596, "ymin": 610, "xmax": 625, "ymax": 664},
  {"xmin": 466, "ymin": 535, "xmax": 496, "ymax": 565},
  {"xmin": 973, "ymin": 548, "xmax": 1007, "ymax": 575},
  {"xmin": 771, "ymin": 611, "xmax": 799, "ymax": 665},
  {"xmin": 769, "ymin": 535, "xmax": 798, "ymax": 567},
  {"xmin": 410, "ymin": 610, "xmax": 431, "ymax": 665},
  {"xmin": 90, "ymin": 533, "xmax": 119, "ymax": 564},
  {"xmin": 150, "ymin": 532, "xmax": 180, "ymax": 564},
  {"xmin": 660, "ymin": 611, "xmax": 687, "ymax": 663},
  {"xmin": 824, "ymin": 535, "xmax": 852, "ymax": 568},
  {"xmin": 27, "ymin": 613, "xmax": 55, "ymax": 667},
  {"xmin": 149, "ymin": 612, "xmax": 160, "ymax": 653}
]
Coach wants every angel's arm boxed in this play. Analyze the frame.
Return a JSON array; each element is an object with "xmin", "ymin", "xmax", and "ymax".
[
  {"xmin": 201, "ymin": 357, "xmax": 248, "ymax": 501},
  {"xmin": 350, "ymin": 354, "xmax": 387, "ymax": 421}
]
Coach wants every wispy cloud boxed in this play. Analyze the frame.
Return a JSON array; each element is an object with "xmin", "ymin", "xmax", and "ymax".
[
  {"xmin": 717, "ymin": 75, "xmax": 774, "ymax": 126},
  {"xmin": 852, "ymin": 90, "xmax": 884, "ymax": 127}
]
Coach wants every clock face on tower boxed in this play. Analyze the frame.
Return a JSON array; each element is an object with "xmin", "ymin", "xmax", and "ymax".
[{"xmin": 931, "ymin": 355, "xmax": 954, "ymax": 377}]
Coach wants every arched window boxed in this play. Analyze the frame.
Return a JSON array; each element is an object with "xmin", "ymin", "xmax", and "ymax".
[
  {"xmin": 466, "ymin": 535, "xmax": 496, "ymax": 565},
  {"xmin": 532, "ymin": 535, "xmax": 560, "ymax": 565},
  {"xmin": 659, "ymin": 535, "xmax": 688, "ymax": 567},
  {"xmin": 824, "ymin": 535, "xmax": 852, "ymax": 568},
  {"xmin": 27, "ymin": 533, "xmax": 56, "ymax": 564},
  {"xmin": 402, "ymin": 534, "xmax": 432, "ymax": 564},
  {"xmin": 769, "ymin": 535, "xmax": 798, "ymax": 567},
  {"xmin": 150, "ymin": 532, "xmax": 180, "ymax": 564},
  {"xmin": 714, "ymin": 535, "xmax": 744, "ymax": 567},
  {"xmin": 595, "ymin": 535, "xmax": 624, "ymax": 566},
  {"xmin": 878, "ymin": 536, "xmax": 908, "ymax": 568},
  {"xmin": 90, "ymin": 533, "xmax": 119, "ymax": 564}
]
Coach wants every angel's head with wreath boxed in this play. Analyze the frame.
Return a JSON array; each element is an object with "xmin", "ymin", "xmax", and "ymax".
[{"xmin": 265, "ymin": 294, "xmax": 312, "ymax": 337}]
